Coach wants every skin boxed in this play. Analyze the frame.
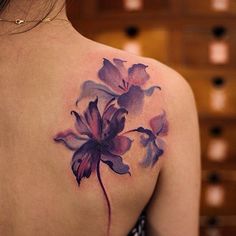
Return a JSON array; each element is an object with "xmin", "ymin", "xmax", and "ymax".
[{"xmin": 0, "ymin": 1, "xmax": 201, "ymax": 235}]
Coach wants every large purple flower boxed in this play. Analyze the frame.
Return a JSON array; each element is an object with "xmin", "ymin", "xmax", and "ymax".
[
  {"xmin": 54, "ymin": 98, "xmax": 132, "ymax": 234},
  {"xmin": 128, "ymin": 111, "xmax": 168, "ymax": 167},
  {"xmin": 54, "ymin": 98, "xmax": 132, "ymax": 185},
  {"xmin": 76, "ymin": 58, "xmax": 160, "ymax": 114}
]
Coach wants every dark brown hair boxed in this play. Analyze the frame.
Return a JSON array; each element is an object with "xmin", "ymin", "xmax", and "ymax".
[{"xmin": 0, "ymin": 0, "xmax": 10, "ymax": 13}]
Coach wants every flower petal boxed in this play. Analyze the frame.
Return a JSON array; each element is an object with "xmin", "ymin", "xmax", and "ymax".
[
  {"xmin": 84, "ymin": 98, "xmax": 102, "ymax": 140},
  {"xmin": 128, "ymin": 63, "xmax": 150, "ymax": 86},
  {"xmin": 150, "ymin": 111, "xmax": 168, "ymax": 136},
  {"xmin": 76, "ymin": 80, "xmax": 118, "ymax": 104},
  {"xmin": 117, "ymin": 85, "xmax": 144, "ymax": 114},
  {"xmin": 101, "ymin": 151, "xmax": 130, "ymax": 175},
  {"xmin": 71, "ymin": 140, "xmax": 100, "ymax": 185},
  {"xmin": 102, "ymin": 102, "xmax": 118, "ymax": 122},
  {"xmin": 101, "ymin": 103, "xmax": 118, "ymax": 139},
  {"xmin": 104, "ymin": 107, "xmax": 128, "ymax": 139},
  {"xmin": 131, "ymin": 127, "xmax": 164, "ymax": 167},
  {"xmin": 140, "ymin": 141, "xmax": 163, "ymax": 168},
  {"xmin": 143, "ymin": 85, "xmax": 161, "ymax": 96},
  {"xmin": 107, "ymin": 135, "xmax": 132, "ymax": 155},
  {"xmin": 54, "ymin": 130, "xmax": 88, "ymax": 151},
  {"xmin": 133, "ymin": 127, "xmax": 156, "ymax": 146},
  {"xmin": 155, "ymin": 137, "xmax": 166, "ymax": 150},
  {"xmin": 113, "ymin": 58, "xmax": 128, "ymax": 81},
  {"xmin": 71, "ymin": 111, "xmax": 92, "ymax": 138},
  {"xmin": 98, "ymin": 58, "xmax": 125, "ymax": 94}
]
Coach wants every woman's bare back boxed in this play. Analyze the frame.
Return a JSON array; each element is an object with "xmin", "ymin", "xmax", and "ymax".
[{"xmin": 0, "ymin": 15, "xmax": 200, "ymax": 236}]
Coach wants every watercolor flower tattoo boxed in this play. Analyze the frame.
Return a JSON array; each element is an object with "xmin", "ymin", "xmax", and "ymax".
[
  {"xmin": 127, "ymin": 111, "xmax": 168, "ymax": 167},
  {"xmin": 76, "ymin": 58, "xmax": 161, "ymax": 114},
  {"xmin": 54, "ymin": 98, "xmax": 131, "ymax": 184},
  {"xmin": 54, "ymin": 98, "xmax": 131, "ymax": 233},
  {"xmin": 54, "ymin": 58, "xmax": 168, "ymax": 235}
]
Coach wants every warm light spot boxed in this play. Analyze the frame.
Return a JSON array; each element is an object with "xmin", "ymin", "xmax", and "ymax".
[
  {"xmin": 210, "ymin": 89, "xmax": 227, "ymax": 111},
  {"xmin": 205, "ymin": 185, "xmax": 225, "ymax": 207},
  {"xmin": 211, "ymin": 0, "xmax": 229, "ymax": 11},
  {"xmin": 207, "ymin": 138, "xmax": 228, "ymax": 162},
  {"xmin": 123, "ymin": 41, "xmax": 142, "ymax": 55},
  {"xmin": 209, "ymin": 41, "xmax": 229, "ymax": 64},
  {"xmin": 123, "ymin": 0, "xmax": 143, "ymax": 11},
  {"xmin": 205, "ymin": 227, "xmax": 222, "ymax": 236}
]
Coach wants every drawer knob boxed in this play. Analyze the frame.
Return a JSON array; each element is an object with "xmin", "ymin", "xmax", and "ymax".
[
  {"xmin": 210, "ymin": 126, "xmax": 223, "ymax": 137},
  {"xmin": 212, "ymin": 77, "xmax": 225, "ymax": 88},
  {"xmin": 207, "ymin": 216, "xmax": 220, "ymax": 227},
  {"xmin": 125, "ymin": 25, "xmax": 140, "ymax": 38},
  {"xmin": 212, "ymin": 26, "xmax": 227, "ymax": 38},
  {"xmin": 207, "ymin": 172, "xmax": 221, "ymax": 184}
]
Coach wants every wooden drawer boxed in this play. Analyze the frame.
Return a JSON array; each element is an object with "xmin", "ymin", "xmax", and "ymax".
[
  {"xmin": 181, "ymin": 25, "xmax": 236, "ymax": 67},
  {"xmin": 200, "ymin": 215, "xmax": 236, "ymax": 236},
  {"xmin": 201, "ymin": 170, "xmax": 236, "ymax": 215},
  {"xmin": 200, "ymin": 120, "xmax": 236, "ymax": 168},
  {"xmin": 98, "ymin": 0, "xmax": 170, "ymax": 12},
  {"xmin": 200, "ymin": 226, "xmax": 236, "ymax": 236},
  {"xmin": 184, "ymin": 0, "xmax": 236, "ymax": 16},
  {"xmin": 94, "ymin": 26, "xmax": 170, "ymax": 63},
  {"xmin": 179, "ymin": 69, "xmax": 236, "ymax": 117}
]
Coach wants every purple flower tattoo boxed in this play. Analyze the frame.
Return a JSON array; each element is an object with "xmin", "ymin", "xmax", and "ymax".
[
  {"xmin": 54, "ymin": 98, "xmax": 132, "ymax": 234},
  {"xmin": 127, "ymin": 111, "xmax": 168, "ymax": 167},
  {"xmin": 54, "ymin": 58, "xmax": 168, "ymax": 235},
  {"xmin": 76, "ymin": 58, "xmax": 160, "ymax": 114}
]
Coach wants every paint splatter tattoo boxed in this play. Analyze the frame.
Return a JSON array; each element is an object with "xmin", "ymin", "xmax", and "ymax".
[{"xmin": 54, "ymin": 58, "xmax": 168, "ymax": 235}]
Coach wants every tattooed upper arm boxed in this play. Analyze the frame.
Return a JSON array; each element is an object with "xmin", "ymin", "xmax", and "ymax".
[{"xmin": 53, "ymin": 58, "xmax": 168, "ymax": 234}]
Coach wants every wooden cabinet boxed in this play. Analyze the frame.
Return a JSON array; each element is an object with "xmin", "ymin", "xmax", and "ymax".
[
  {"xmin": 178, "ymin": 69, "xmax": 236, "ymax": 117},
  {"xmin": 98, "ymin": 0, "xmax": 170, "ymax": 12},
  {"xmin": 200, "ymin": 120, "xmax": 236, "ymax": 169},
  {"xmin": 94, "ymin": 27, "xmax": 170, "ymax": 63},
  {"xmin": 181, "ymin": 26, "xmax": 236, "ymax": 67},
  {"xmin": 201, "ymin": 171, "xmax": 236, "ymax": 214},
  {"xmin": 200, "ymin": 226, "xmax": 236, "ymax": 236},
  {"xmin": 183, "ymin": 0, "xmax": 236, "ymax": 16}
]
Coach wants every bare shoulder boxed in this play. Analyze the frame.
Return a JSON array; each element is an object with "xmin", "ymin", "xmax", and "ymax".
[
  {"xmin": 86, "ymin": 41, "xmax": 199, "ymax": 166},
  {"xmin": 138, "ymin": 57, "xmax": 199, "ymax": 140},
  {"xmin": 91, "ymin": 41, "xmax": 196, "ymax": 114},
  {"xmin": 93, "ymin": 42, "xmax": 201, "ymax": 234},
  {"xmin": 136, "ymin": 60, "xmax": 201, "ymax": 235},
  {"xmin": 144, "ymin": 57, "xmax": 197, "ymax": 109}
]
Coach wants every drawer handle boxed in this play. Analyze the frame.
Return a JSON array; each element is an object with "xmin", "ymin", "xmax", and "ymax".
[
  {"xmin": 210, "ymin": 126, "xmax": 223, "ymax": 137},
  {"xmin": 125, "ymin": 25, "xmax": 140, "ymax": 38},
  {"xmin": 212, "ymin": 25, "xmax": 227, "ymax": 38},
  {"xmin": 208, "ymin": 172, "xmax": 221, "ymax": 184},
  {"xmin": 207, "ymin": 216, "xmax": 220, "ymax": 227},
  {"xmin": 212, "ymin": 76, "xmax": 225, "ymax": 88}
]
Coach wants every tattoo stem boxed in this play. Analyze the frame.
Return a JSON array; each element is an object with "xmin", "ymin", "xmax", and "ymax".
[{"xmin": 97, "ymin": 161, "xmax": 111, "ymax": 236}]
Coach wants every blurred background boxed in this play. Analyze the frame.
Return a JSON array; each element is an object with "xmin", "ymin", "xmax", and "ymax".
[{"xmin": 67, "ymin": 0, "xmax": 236, "ymax": 235}]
